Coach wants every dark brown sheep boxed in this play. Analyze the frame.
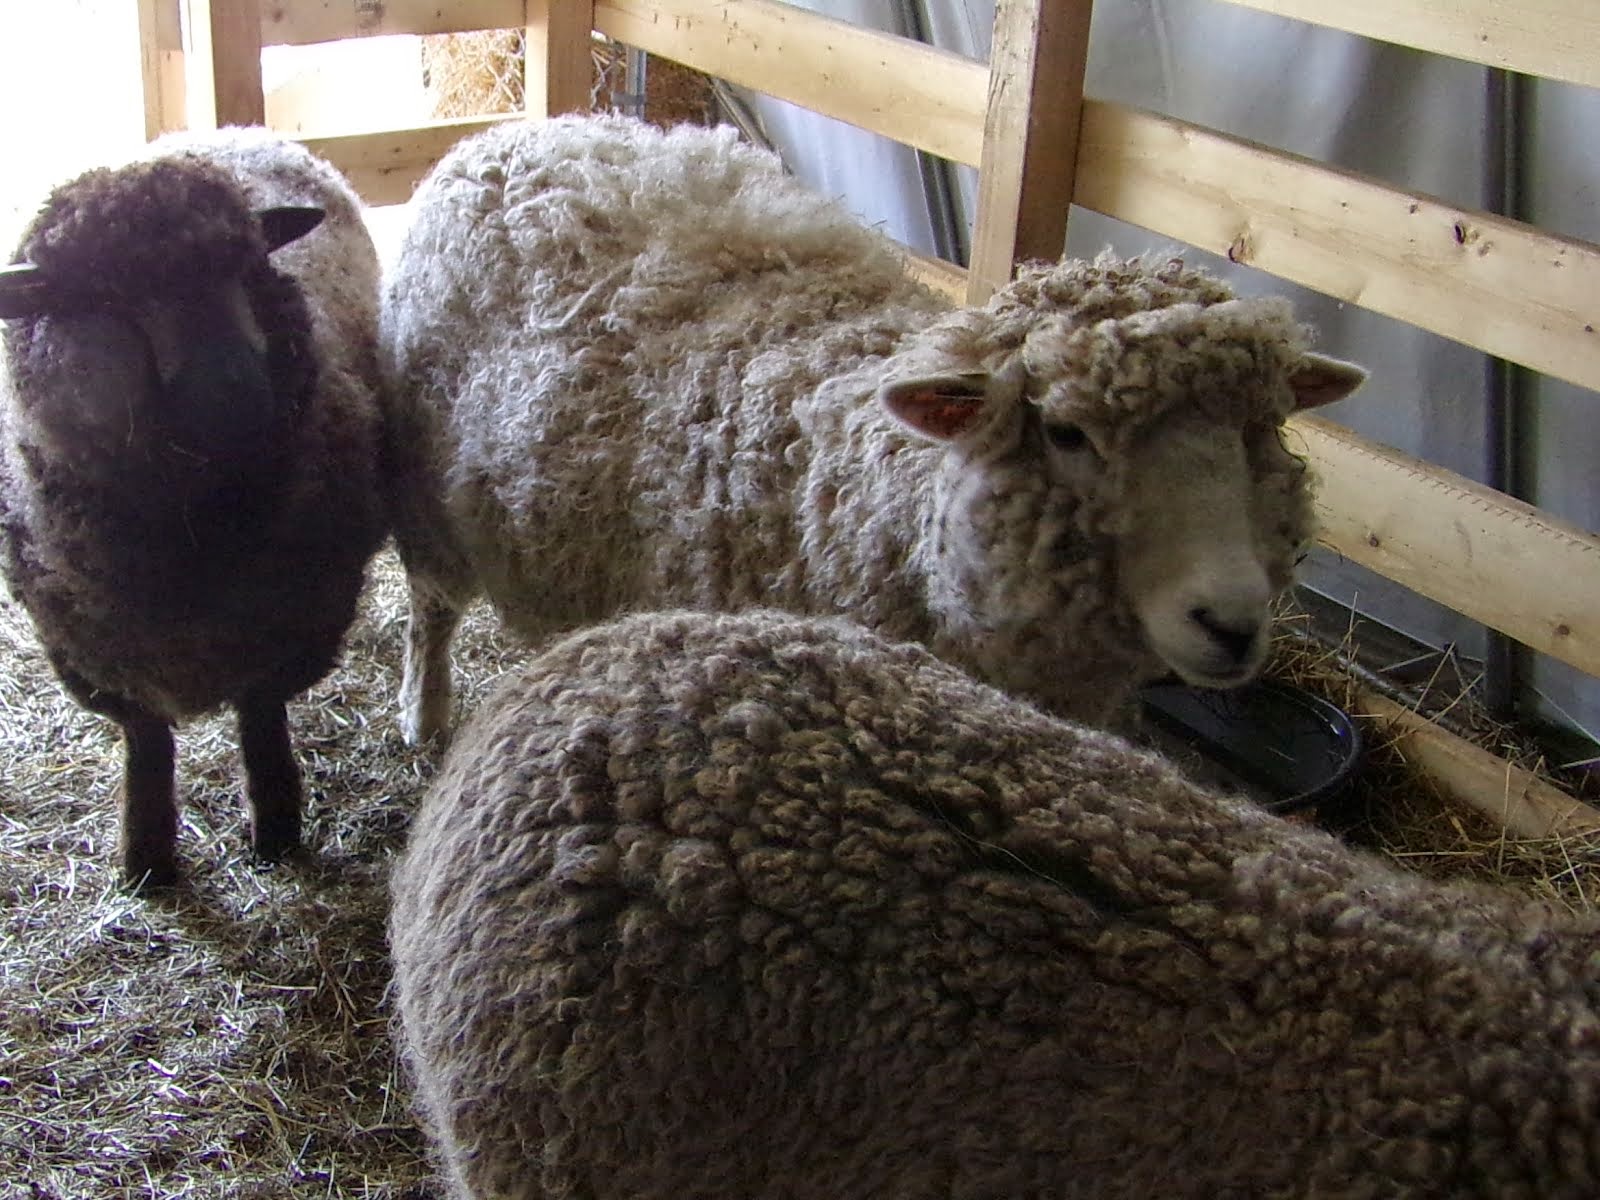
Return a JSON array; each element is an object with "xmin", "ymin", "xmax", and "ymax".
[{"xmin": 0, "ymin": 128, "xmax": 386, "ymax": 888}]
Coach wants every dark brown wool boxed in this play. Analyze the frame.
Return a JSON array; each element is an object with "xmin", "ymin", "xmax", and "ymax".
[{"xmin": 0, "ymin": 129, "xmax": 386, "ymax": 887}]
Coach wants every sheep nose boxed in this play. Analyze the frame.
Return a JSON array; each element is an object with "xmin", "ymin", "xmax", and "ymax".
[{"xmin": 1189, "ymin": 606, "xmax": 1260, "ymax": 665}]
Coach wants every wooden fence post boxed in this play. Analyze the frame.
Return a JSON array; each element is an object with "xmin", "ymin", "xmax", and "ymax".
[
  {"xmin": 184, "ymin": 0, "xmax": 266, "ymax": 129},
  {"xmin": 525, "ymin": 0, "xmax": 596, "ymax": 118},
  {"xmin": 138, "ymin": 0, "xmax": 188, "ymax": 138},
  {"xmin": 967, "ymin": 0, "xmax": 1095, "ymax": 303}
]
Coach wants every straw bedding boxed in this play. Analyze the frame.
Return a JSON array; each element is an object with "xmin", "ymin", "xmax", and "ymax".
[
  {"xmin": 1, "ymin": 550, "xmax": 1594, "ymax": 1196},
  {"xmin": 0, "ymin": 550, "xmax": 521, "ymax": 1197}
]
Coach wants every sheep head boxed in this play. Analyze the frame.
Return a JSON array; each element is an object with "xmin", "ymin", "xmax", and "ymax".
[
  {"xmin": 879, "ymin": 256, "xmax": 1365, "ymax": 700},
  {"xmin": 1, "ymin": 158, "xmax": 325, "ymax": 486}
]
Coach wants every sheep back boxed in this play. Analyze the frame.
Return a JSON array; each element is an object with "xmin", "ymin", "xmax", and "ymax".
[
  {"xmin": 381, "ymin": 113, "xmax": 953, "ymax": 638},
  {"xmin": 390, "ymin": 608, "xmax": 1600, "ymax": 1200}
]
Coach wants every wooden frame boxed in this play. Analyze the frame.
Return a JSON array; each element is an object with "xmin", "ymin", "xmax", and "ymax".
[
  {"xmin": 1211, "ymin": 0, "xmax": 1600, "ymax": 89},
  {"xmin": 173, "ymin": 0, "xmax": 593, "ymax": 188},
  {"xmin": 147, "ymin": 0, "xmax": 1600, "ymax": 836},
  {"xmin": 137, "ymin": 0, "xmax": 187, "ymax": 138}
]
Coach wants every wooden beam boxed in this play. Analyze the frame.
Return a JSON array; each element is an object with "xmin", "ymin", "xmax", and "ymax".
[
  {"xmin": 1356, "ymin": 691, "xmax": 1600, "ymax": 840},
  {"xmin": 966, "ymin": 0, "xmax": 1092, "ymax": 304},
  {"xmin": 184, "ymin": 0, "xmax": 265, "ymax": 128},
  {"xmin": 1212, "ymin": 0, "xmax": 1600, "ymax": 90},
  {"xmin": 261, "ymin": 0, "xmax": 526, "ymax": 47},
  {"xmin": 138, "ymin": 0, "xmax": 187, "ymax": 139},
  {"xmin": 901, "ymin": 248, "xmax": 969, "ymax": 300},
  {"xmin": 300, "ymin": 115, "xmax": 521, "ymax": 207},
  {"xmin": 593, "ymin": 0, "xmax": 987, "ymax": 167},
  {"xmin": 525, "ymin": 0, "xmax": 595, "ymax": 118},
  {"xmin": 1294, "ymin": 414, "xmax": 1600, "ymax": 679},
  {"xmin": 1073, "ymin": 100, "xmax": 1600, "ymax": 397}
]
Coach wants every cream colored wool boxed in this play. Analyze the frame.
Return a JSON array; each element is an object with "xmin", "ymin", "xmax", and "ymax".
[
  {"xmin": 391, "ymin": 608, "xmax": 1600, "ymax": 1200},
  {"xmin": 381, "ymin": 113, "xmax": 1364, "ymax": 744}
]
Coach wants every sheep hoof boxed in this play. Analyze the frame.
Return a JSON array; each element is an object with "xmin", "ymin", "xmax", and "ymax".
[
  {"xmin": 400, "ymin": 706, "xmax": 453, "ymax": 750},
  {"xmin": 123, "ymin": 856, "xmax": 180, "ymax": 893},
  {"xmin": 250, "ymin": 814, "xmax": 303, "ymax": 864}
]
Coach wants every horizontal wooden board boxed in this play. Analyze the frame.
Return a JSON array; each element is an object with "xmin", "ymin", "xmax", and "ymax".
[
  {"xmin": 262, "ymin": 0, "xmax": 527, "ymax": 46},
  {"xmin": 1356, "ymin": 691, "xmax": 1600, "ymax": 839},
  {"xmin": 1074, "ymin": 100, "xmax": 1600, "ymax": 397},
  {"xmin": 900, "ymin": 248, "xmax": 968, "ymax": 298},
  {"xmin": 592, "ymin": 0, "xmax": 987, "ymax": 167},
  {"xmin": 1294, "ymin": 414, "xmax": 1600, "ymax": 679},
  {"xmin": 300, "ymin": 115, "xmax": 518, "ymax": 206},
  {"xmin": 1212, "ymin": 0, "xmax": 1600, "ymax": 89}
]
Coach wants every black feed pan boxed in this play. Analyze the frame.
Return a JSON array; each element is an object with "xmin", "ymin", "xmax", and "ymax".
[{"xmin": 1139, "ymin": 679, "xmax": 1363, "ymax": 814}]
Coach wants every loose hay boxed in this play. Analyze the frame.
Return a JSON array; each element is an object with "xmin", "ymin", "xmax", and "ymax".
[
  {"xmin": 1266, "ymin": 601, "xmax": 1600, "ymax": 913},
  {"xmin": 0, "ymin": 549, "xmax": 522, "ymax": 1198},
  {"xmin": 421, "ymin": 28, "xmax": 528, "ymax": 119},
  {"xmin": 421, "ymin": 30, "xmax": 716, "ymax": 126},
  {"xmin": 1, "ymin": 552, "xmax": 1594, "ymax": 1195}
]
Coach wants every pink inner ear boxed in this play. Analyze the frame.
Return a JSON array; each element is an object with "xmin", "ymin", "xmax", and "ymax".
[{"xmin": 894, "ymin": 386, "xmax": 987, "ymax": 440}]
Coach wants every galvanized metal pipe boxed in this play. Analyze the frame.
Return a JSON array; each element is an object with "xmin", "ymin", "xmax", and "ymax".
[
  {"xmin": 1481, "ymin": 66, "xmax": 1530, "ymax": 719},
  {"xmin": 893, "ymin": 0, "xmax": 968, "ymax": 265}
]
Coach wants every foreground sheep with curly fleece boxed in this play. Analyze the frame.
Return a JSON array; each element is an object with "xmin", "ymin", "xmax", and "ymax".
[
  {"xmin": 391, "ymin": 608, "xmax": 1600, "ymax": 1200},
  {"xmin": 382, "ymin": 114, "xmax": 1365, "ymax": 745},
  {"xmin": 0, "ymin": 128, "xmax": 386, "ymax": 887}
]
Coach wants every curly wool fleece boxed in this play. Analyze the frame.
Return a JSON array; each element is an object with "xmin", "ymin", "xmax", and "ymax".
[
  {"xmin": 0, "ymin": 127, "xmax": 386, "ymax": 884},
  {"xmin": 382, "ymin": 114, "xmax": 1359, "ymax": 738},
  {"xmin": 390, "ymin": 608, "xmax": 1600, "ymax": 1200},
  {"xmin": 1, "ymin": 127, "xmax": 384, "ymax": 720}
]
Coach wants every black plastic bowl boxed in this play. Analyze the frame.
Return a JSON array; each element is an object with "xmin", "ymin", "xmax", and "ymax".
[{"xmin": 1138, "ymin": 679, "xmax": 1364, "ymax": 814}]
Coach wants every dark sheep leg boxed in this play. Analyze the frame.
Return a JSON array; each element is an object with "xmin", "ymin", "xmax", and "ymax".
[
  {"xmin": 118, "ymin": 711, "xmax": 180, "ymax": 890},
  {"xmin": 236, "ymin": 695, "xmax": 303, "ymax": 862}
]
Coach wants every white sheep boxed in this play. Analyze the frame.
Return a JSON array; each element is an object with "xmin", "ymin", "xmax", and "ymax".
[
  {"xmin": 381, "ymin": 113, "xmax": 1365, "ymax": 744},
  {"xmin": 390, "ymin": 607, "xmax": 1600, "ymax": 1200},
  {"xmin": 0, "ymin": 127, "xmax": 387, "ymax": 888}
]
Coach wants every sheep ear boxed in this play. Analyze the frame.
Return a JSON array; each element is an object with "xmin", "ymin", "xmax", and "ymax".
[
  {"xmin": 259, "ymin": 205, "xmax": 326, "ymax": 252},
  {"xmin": 0, "ymin": 263, "xmax": 53, "ymax": 321},
  {"xmin": 878, "ymin": 372, "xmax": 993, "ymax": 442},
  {"xmin": 1289, "ymin": 352, "xmax": 1367, "ymax": 411}
]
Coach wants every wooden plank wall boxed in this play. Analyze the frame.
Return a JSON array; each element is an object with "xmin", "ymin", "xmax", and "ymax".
[{"xmin": 154, "ymin": 0, "xmax": 1600, "ymax": 834}]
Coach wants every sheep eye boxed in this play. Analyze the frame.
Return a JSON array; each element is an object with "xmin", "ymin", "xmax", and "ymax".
[{"xmin": 1045, "ymin": 422, "xmax": 1089, "ymax": 452}]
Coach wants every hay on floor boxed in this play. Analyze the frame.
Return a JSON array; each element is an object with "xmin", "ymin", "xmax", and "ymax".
[
  {"xmin": 1266, "ymin": 603, "xmax": 1600, "ymax": 913},
  {"xmin": 0, "ymin": 548, "xmax": 522, "ymax": 1198}
]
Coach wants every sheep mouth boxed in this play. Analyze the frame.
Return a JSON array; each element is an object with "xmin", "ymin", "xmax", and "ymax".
[
  {"xmin": 1179, "ymin": 663, "xmax": 1257, "ymax": 689},
  {"xmin": 1149, "ymin": 632, "xmax": 1269, "ymax": 691},
  {"xmin": 1160, "ymin": 651, "xmax": 1266, "ymax": 691}
]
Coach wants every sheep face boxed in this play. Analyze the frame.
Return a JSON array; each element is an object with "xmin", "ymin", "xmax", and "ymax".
[
  {"xmin": 2, "ymin": 170, "xmax": 324, "ymax": 498},
  {"xmin": 880, "ymin": 295, "xmax": 1364, "ymax": 695},
  {"xmin": 1112, "ymin": 411, "xmax": 1277, "ymax": 685}
]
